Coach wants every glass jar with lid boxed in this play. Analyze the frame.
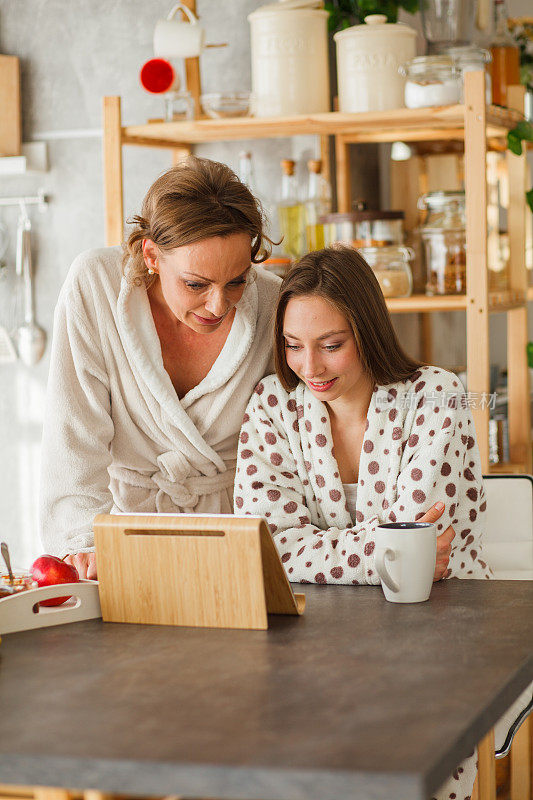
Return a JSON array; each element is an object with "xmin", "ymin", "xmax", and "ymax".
[
  {"xmin": 444, "ymin": 45, "xmax": 492, "ymax": 104},
  {"xmin": 359, "ymin": 245, "xmax": 413, "ymax": 298},
  {"xmin": 320, "ymin": 210, "xmax": 404, "ymax": 249},
  {"xmin": 419, "ymin": 191, "xmax": 466, "ymax": 296},
  {"xmin": 400, "ymin": 56, "xmax": 461, "ymax": 108}
]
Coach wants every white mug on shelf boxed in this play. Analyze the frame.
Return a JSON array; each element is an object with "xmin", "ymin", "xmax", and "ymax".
[
  {"xmin": 153, "ymin": 2, "xmax": 205, "ymax": 59},
  {"xmin": 374, "ymin": 522, "xmax": 437, "ymax": 604}
]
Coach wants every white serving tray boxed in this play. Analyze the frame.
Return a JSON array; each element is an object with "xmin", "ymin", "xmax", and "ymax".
[{"xmin": 0, "ymin": 581, "xmax": 101, "ymax": 634}]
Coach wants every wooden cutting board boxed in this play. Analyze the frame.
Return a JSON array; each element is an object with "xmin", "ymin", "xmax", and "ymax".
[
  {"xmin": 94, "ymin": 513, "xmax": 305, "ymax": 630},
  {"xmin": 0, "ymin": 55, "xmax": 21, "ymax": 156}
]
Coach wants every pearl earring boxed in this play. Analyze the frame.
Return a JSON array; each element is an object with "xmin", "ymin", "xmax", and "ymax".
[{"xmin": 147, "ymin": 268, "xmax": 155, "ymax": 275}]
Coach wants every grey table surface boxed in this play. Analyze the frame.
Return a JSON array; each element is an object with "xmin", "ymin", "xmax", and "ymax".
[{"xmin": 0, "ymin": 580, "xmax": 532, "ymax": 800}]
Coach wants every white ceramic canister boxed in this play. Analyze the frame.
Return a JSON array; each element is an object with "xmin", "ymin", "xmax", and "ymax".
[
  {"xmin": 334, "ymin": 14, "xmax": 417, "ymax": 113},
  {"xmin": 248, "ymin": 0, "xmax": 330, "ymax": 117}
]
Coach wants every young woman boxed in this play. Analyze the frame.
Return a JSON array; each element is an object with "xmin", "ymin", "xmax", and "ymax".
[
  {"xmin": 235, "ymin": 244, "xmax": 493, "ymax": 800},
  {"xmin": 236, "ymin": 245, "xmax": 490, "ymax": 584},
  {"xmin": 40, "ymin": 156, "xmax": 280, "ymax": 578}
]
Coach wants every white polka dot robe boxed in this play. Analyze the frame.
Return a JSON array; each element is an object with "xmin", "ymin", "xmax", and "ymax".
[{"xmin": 235, "ymin": 365, "xmax": 491, "ymax": 585}]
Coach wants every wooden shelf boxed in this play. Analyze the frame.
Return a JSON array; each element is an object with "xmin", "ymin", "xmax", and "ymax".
[
  {"xmin": 385, "ymin": 290, "xmax": 525, "ymax": 315},
  {"xmin": 122, "ymin": 104, "xmax": 523, "ymax": 148},
  {"xmin": 102, "ymin": 74, "xmax": 532, "ymax": 473},
  {"xmin": 488, "ymin": 288, "xmax": 526, "ymax": 312},
  {"xmin": 386, "ymin": 294, "xmax": 467, "ymax": 313},
  {"xmin": 488, "ymin": 462, "xmax": 527, "ymax": 474}
]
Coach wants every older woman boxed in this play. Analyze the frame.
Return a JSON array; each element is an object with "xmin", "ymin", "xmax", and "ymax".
[{"xmin": 40, "ymin": 156, "xmax": 280, "ymax": 578}]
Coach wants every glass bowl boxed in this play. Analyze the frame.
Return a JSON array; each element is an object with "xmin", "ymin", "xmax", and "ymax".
[{"xmin": 200, "ymin": 92, "xmax": 252, "ymax": 119}]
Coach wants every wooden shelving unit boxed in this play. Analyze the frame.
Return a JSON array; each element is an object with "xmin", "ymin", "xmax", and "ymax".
[{"xmin": 102, "ymin": 71, "xmax": 532, "ymax": 474}]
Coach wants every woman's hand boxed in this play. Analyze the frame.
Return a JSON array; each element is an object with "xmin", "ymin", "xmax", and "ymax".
[
  {"xmin": 63, "ymin": 552, "xmax": 97, "ymax": 580},
  {"xmin": 417, "ymin": 501, "xmax": 456, "ymax": 582}
]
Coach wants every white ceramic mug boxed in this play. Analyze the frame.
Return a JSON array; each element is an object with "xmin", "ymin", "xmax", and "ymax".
[
  {"xmin": 153, "ymin": 2, "xmax": 205, "ymax": 59},
  {"xmin": 374, "ymin": 522, "xmax": 437, "ymax": 604}
]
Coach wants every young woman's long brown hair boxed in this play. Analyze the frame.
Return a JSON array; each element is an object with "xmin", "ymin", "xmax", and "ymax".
[
  {"xmin": 123, "ymin": 156, "xmax": 273, "ymax": 286},
  {"xmin": 274, "ymin": 245, "xmax": 422, "ymax": 390}
]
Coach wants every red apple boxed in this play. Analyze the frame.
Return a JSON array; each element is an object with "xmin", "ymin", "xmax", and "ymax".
[{"xmin": 31, "ymin": 555, "xmax": 80, "ymax": 607}]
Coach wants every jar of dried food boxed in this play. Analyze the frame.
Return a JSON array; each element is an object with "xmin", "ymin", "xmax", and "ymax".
[
  {"xmin": 261, "ymin": 256, "xmax": 293, "ymax": 278},
  {"xmin": 359, "ymin": 245, "xmax": 413, "ymax": 298},
  {"xmin": 320, "ymin": 210, "xmax": 404, "ymax": 249},
  {"xmin": 419, "ymin": 191, "xmax": 466, "ymax": 296},
  {"xmin": 401, "ymin": 56, "xmax": 461, "ymax": 108}
]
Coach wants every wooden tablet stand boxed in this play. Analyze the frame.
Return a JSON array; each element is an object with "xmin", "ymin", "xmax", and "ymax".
[{"xmin": 94, "ymin": 514, "xmax": 305, "ymax": 630}]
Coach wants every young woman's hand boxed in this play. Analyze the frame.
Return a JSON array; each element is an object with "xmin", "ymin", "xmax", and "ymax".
[
  {"xmin": 417, "ymin": 501, "xmax": 456, "ymax": 581},
  {"xmin": 63, "ymin": 552, "xmax": 97, "ymax": 580}
]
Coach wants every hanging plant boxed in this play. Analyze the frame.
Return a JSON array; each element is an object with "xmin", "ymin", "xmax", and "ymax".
[
  {"xmin": 325, "ymin": 0, "xmax": 419, "ymax": 32},
  {"xmin": 507, "ymin": 121, "xmax": 533, "ymax": 213}
]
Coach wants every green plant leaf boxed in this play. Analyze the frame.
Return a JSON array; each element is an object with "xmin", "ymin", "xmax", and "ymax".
[
  {"xmin": 325, "ymin": 0, "xmax": 419, "ymax": 30},
  {"xmin": 507, "ymin": 120, "xmax": 533, "ymax": 155},
  {"xmin": 507, "ymin": 132, "xmax": 523, "ymax": 154},
  {"xmin": 512, "ymin": 120, "xmax": 533, "ymax": 141},
  {"xmin": 399, "ymin": 0, "xmax": 419, "ymax": 14},
  {"xmin": 527, "ymin": 188, "xmax": 533, "ymax": 215}
]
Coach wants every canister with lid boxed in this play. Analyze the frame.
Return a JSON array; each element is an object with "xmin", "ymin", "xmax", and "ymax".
[
  {"xmin": 359, "ymin": 245, "xmax": 414, "ymax": 298},
  {"xmin": 320, "ymin": 209, "xmax": 404, "ymax": 248},
  {"xmin": 419, "ymin": 191, "xmax": 466, "ymax": 296},
  {"xmin": 248, "ymin": 0, "xmax": 330, "ymax": 117},
  {"xmin": 334, "ymin": 15, "xmax": 417, "ymax": 113},
  {"xmin": 401, "ymin": 56, "xmax": 462, "ymax": 108}
]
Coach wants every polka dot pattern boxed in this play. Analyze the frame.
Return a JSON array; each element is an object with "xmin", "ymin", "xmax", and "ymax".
[{"xmin": 235, "ymin": 367, "xmax": 491, "ymax": 587}]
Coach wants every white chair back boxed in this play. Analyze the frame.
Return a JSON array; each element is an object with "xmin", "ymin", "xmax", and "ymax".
[{"xmin": 482, "ymin": 475, "xmax": 533, "ymax": 579}]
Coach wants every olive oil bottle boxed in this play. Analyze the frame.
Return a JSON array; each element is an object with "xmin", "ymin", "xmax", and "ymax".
[
  {"xmin": 304, "ymin": 159, "xmax": 331, "ymax": 252},
  {"xmin": 277, "ymin": 159, "xmax": 304, "ymax": 260}
]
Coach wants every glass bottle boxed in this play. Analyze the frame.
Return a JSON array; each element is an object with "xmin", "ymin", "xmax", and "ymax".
[
  {"xmin": 277, "ymin": 159, "xmax": 305, "ymax": 260},
  {"xmin": 238, "ymin": 150, "xmax": 279, "ymax": 253},
  {"xmin": 489, "ymin": 0, "xmax": 520, "ymax": 107},
  {"xmin": 304, "ymin": 159, "xmax": 331, "ymax": 251},
  {"xmin": 237, "ymin": 151, "xmax": 257, "ymax": 194}
]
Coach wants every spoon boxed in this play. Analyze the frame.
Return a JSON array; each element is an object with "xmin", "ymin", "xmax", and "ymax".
[
  {"xmin": 1, "ymin": 541, "xmax": 15, "ymax": 585},
  {"xmin": 14, "ymin": 206, "xmax": 46, "ymax": 366}
]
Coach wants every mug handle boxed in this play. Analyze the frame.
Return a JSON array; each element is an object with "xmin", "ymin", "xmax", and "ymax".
[
  {"xmin": 167, "ymin": 2, "xmax": 198, "ymax": 25},
  {"xmin": 375, "ymin": 547, "xmax": 400, "ymax": 593}
]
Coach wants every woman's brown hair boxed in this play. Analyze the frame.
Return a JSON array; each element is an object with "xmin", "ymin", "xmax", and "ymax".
[
  {"xmin": 274, "ymin": 245, "xmax": 422, "ymax": 390},
  {"xmin": 123, "ymin": 156, "xmax": 273, "ymax": 286}
]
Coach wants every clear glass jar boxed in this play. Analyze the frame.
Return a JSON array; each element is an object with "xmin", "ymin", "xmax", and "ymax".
[
  {"xmin": 444, "ymin": 45, "xmax": 492, "ymax": 105},
  {"xmin": 164, "ymin": 89, "xmax": 195, "ymax": 122},
  {"xmin": 401, "ymin": 56, "xmax": 461, "ymax": 108},
  {"xmin": 320, "ymin": 210, "xmax": 404, "ymax": 248},
  {"xmin": 359, "ymin": 245, "xmax": 413, "ymax": 298},
  {"xmin": 419, "ymin": 191, "xmax": 466, "ymax": 296}
]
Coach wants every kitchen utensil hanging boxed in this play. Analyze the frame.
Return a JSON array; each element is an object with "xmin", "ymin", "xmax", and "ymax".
[
  {"xmin": 13, "ymin": 202, "xmax": 46, "ymax": 365},
  {"xmin": 0, "ymin": 221, "xmax": 16, "ymax": 364}
]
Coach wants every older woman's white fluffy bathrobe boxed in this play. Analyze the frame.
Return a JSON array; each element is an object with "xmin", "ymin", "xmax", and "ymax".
[
  {"xmin": 40, "ymin": 246, "xmax": 280, "ymax": 556},
  {"xmin": 236, "ymin": 365, "xmax": 498, "ymax": 800}
]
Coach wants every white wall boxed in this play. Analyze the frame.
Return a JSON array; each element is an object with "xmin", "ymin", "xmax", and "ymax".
[{"xmin": 0, "ymin": 0, "xmax": 531, "ymax": 570}]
